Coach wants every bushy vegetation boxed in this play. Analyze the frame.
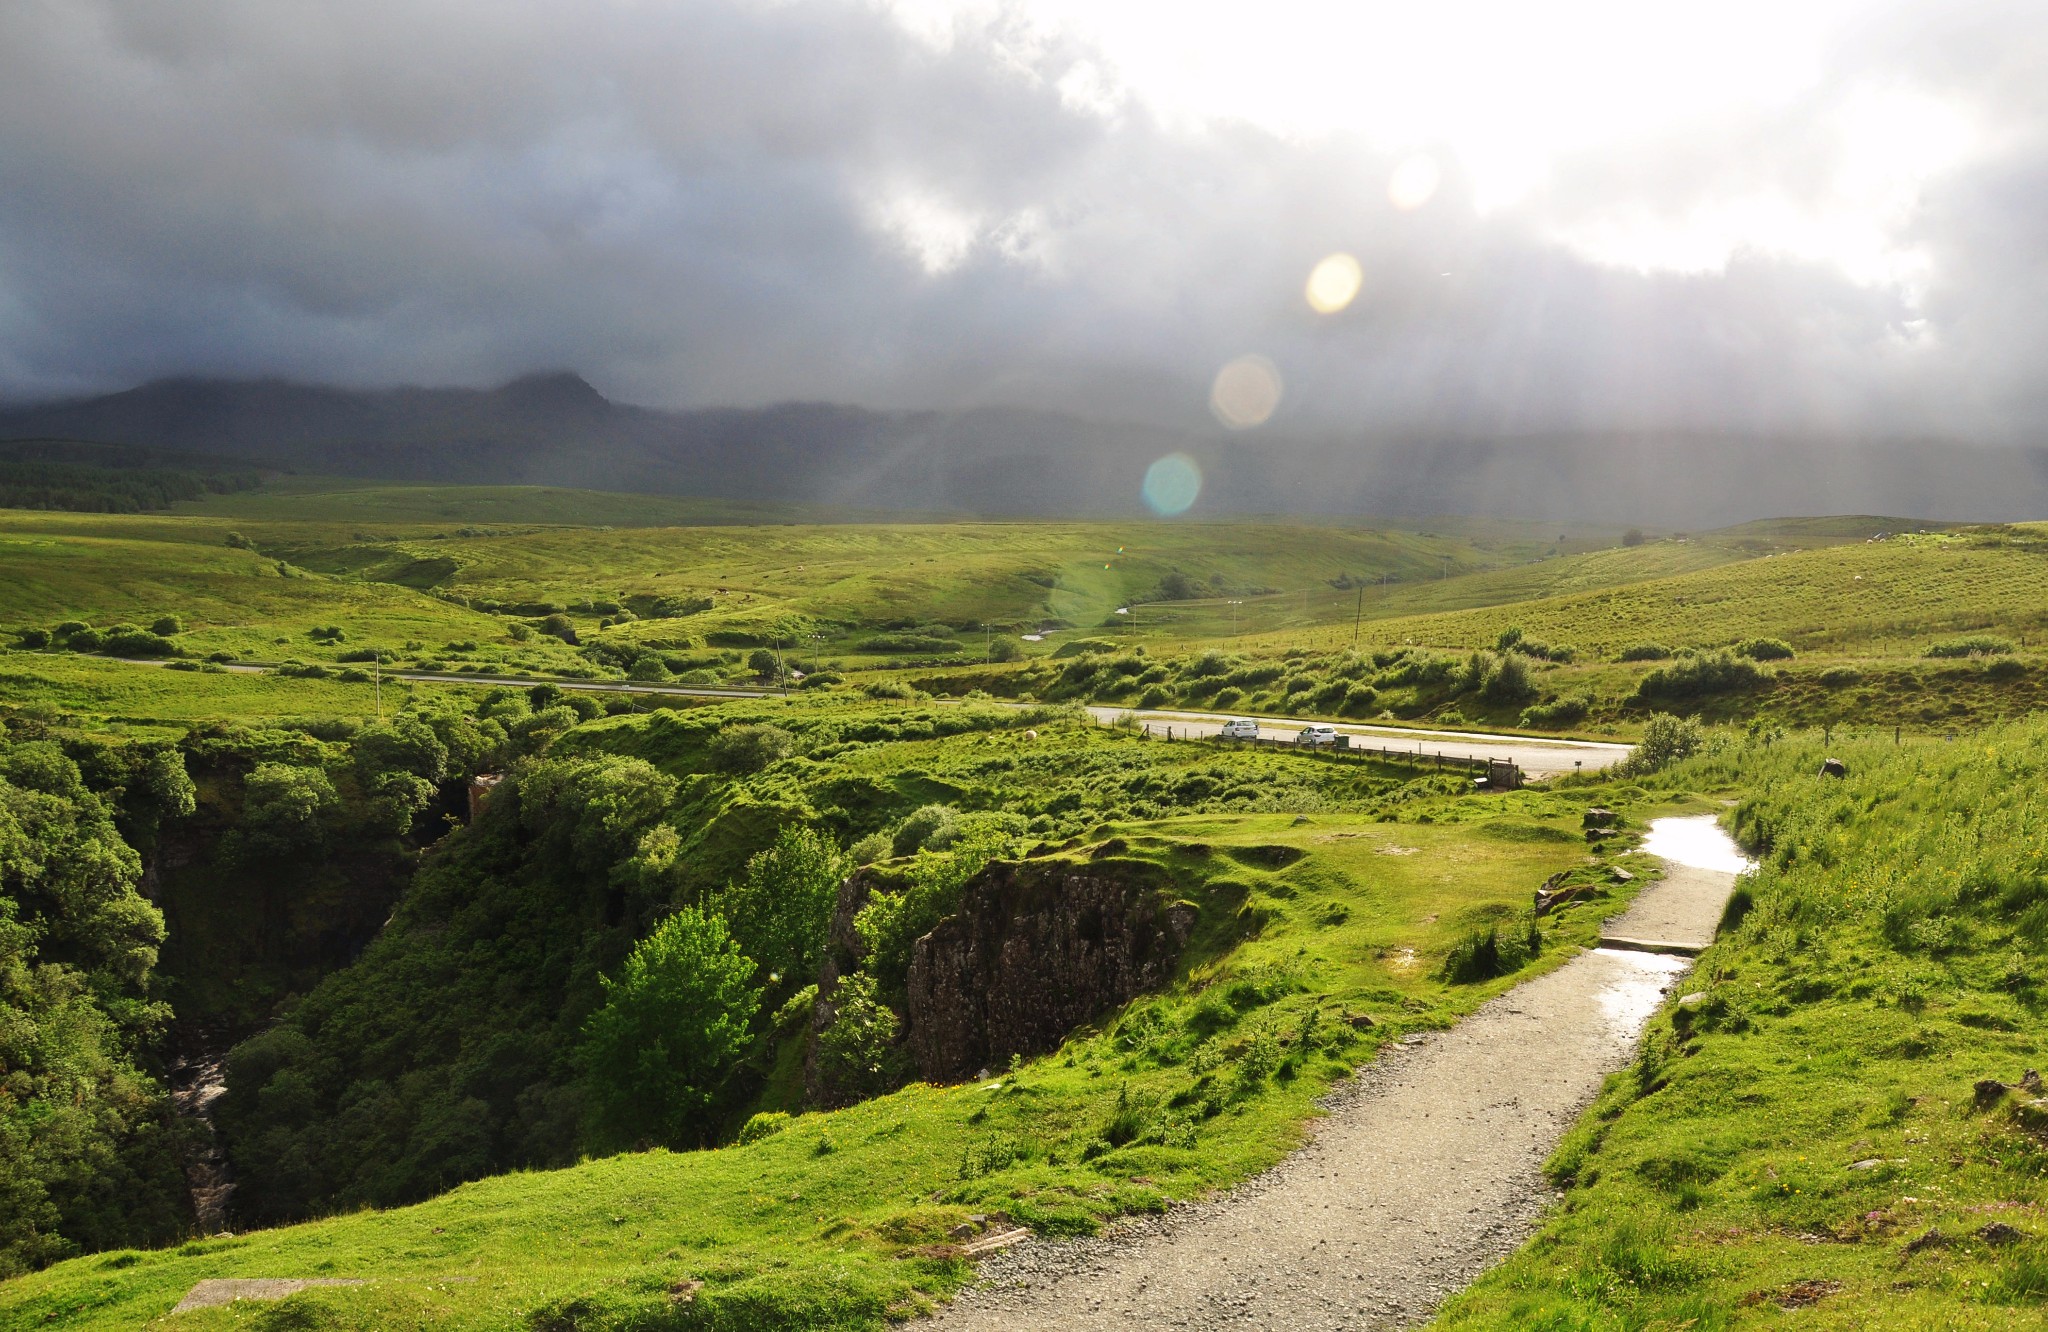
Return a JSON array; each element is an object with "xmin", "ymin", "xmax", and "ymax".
[
  {"xmin": 0, "ymin": 454, "xmax": 259, "ymax": 514},
  {"xmin": 1927, "ymin": 634, "xmax": 2016, "ymax": 658},
  {"xmin": 0, "ymin": 730, "xmax": 196, "ymax": 1276},
  {"xmin": 2, "ymin": 781, "xmax": 1619, "ymax": 1329},
  {"xmin": 1630, "ymin": 648, "xmax": 1770, "ymax": 702}
]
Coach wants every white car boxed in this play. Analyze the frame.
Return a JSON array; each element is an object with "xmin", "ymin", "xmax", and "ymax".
[
  {"xmin": 1297, "ymin": 722, "xmax": 1339, "ymax": 746},
  {"xmin": 1219, "ymin": 717, "xmax": 1260, "ymax": 740}
]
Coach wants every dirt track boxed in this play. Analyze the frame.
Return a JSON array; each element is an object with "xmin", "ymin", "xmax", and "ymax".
[{"xmin": 930, "ymin": 817, "xmax": 1745, "ymax": 1331}]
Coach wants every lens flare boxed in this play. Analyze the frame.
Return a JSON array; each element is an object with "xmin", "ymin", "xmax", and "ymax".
[
  {"xmin": 1305, "ymin": 252, "xmax": 1363, "ymax": 313},
  {"xmin": 1142, "ymin": 453, "xmax": 1203, "ymax": 515},
  {"xmin": 1209, "ymin": 354, "xmax": 1283, "ymax": 429},
  {"xmin": 1388, "ymin": 154, "xmax": 1441, "ymax": 210}
]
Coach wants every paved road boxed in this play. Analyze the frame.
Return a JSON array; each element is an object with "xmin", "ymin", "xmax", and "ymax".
[
  {"xmin": 1083, "ymin": 706, "xmax": 1630, "ymax": 777},
  {"xmin": 930, "ymin": 818, "xmax": 1743, "ymax": 1331},
  {"xmin": 132, "ymin": 661, "xmax": 1630, "ymax": 774}
]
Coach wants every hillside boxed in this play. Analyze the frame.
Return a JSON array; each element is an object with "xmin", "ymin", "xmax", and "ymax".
[{"xmin": 8, "ymin": 375, "xmax": 2048, "ymax": 524}]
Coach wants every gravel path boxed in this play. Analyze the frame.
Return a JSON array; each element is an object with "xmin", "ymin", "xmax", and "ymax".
[{"xmin": 930, "ymin": 817, "xmax": 1745, "ymax": 1331}]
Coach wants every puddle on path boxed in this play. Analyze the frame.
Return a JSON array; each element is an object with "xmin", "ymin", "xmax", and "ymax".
[
  {"xmin": 1590, "ymin": 949, "xmax": 1692, "ymax": 1034},
  {"xmin": 1641, "ymin": 814, "xmax": 1756, "ymax": 875}
]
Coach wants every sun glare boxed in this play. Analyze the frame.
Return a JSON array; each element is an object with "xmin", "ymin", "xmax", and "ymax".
[
  {"xmin": 1387, "ymin": 155, "xmax": 1440, "ymax": 211},
  {"xmin": 1209, "ymin": 354, "xmax": 1283, "ymax": 429},
  {"xmin": 1305, "ymin": 253, "xmax": 1363, "ymax": 313}
]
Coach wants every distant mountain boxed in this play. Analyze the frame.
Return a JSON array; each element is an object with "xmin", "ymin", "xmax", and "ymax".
[{"xmin": 3, "ymin": 374, "xmax": 2044, "ymax": 525}]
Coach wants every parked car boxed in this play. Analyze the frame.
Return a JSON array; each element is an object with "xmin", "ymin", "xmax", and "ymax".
[
  {"xmin": 1297, "ymin": 722, "xmax": 1339, "ymax": 746},
  {"xmin": 1219, "ymin": 718, "xmax": 1260, "ymax": 740}
]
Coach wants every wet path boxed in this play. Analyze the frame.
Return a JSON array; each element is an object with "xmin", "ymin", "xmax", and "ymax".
[{"xmin": 930, "ymin": 817, "xmax": 1751, "ymax": 1331}]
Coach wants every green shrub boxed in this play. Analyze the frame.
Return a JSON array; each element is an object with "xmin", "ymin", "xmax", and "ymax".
[
  {"xmin": 1632, "ymin": 649, "xmax": 1767, "ymax": 700},
  {"xmin": 15, "ymin": 628, "xmax": 48, "ymax": 649},
  {"xmin": 1927, "ymin": 634, "xmax": 2016, "ymax": 658},
  {"xmin": 859, "ymin": 633, "xmax": 959, "ymax": 655},
  {"xmin": 1339, "ymin": 683, "xmax": 1379, "ymax": 716},
  {"xmin": 99, "ymin": 630, "xmax": 179, "ymax": 658},
  {"xmin": 149, "ymin": 615, "xmax": 182, "ymax": 636},
  {"xmin": 1520, "ymin": 694, "xmax": 1590, "ymax": 727},
  {"xmin": 1736, "ymin": 637, "xmax": 1794, "ymax": 661},
  {"xmin": 1618, "ymin": 643, "xmax": 1670, "ymax": 661},
  {"xmin": 892, "ymin": 804, "xmax": 960, "ymax": 856},
  {"xmin": 1481, "ymin": 652, "xmax": 1536, "ymax": 703},
  {"xmin": 1619, "ymin": 713, "xmax": 1705, "ymax": 775},
  {"xmin": 707, "ymin": 723, "xmax": 796, "ymax": 773},
  {"xmin": 1052, "ymin": 638, "xmax": 1119, "ymax": 658},
  {"xmin": 736, "ymin": 1112, "xmax": 790, "ymax": 1145},
  {"xmin": 626, "ymin": 653, "xmax": 672, "ymax": 682},
  {"xmin": 580, "ymin": 906, "xmax": 760, "ymax": 1147},
  {"xmin": 1441, "ymin": 915, "xmax": 1540, "ymax": 983}
]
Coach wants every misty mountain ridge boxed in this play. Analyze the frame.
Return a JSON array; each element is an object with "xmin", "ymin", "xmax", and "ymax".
[{"xmin": 3, "ymin": 373, "xmax": 2044, "ymax": 527}]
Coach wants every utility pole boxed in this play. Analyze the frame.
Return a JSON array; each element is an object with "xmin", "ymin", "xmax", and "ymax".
[
  {"xmin": 1353, "ymin": 586, "xmax": 1363, "ymax": 648},
  {"xmin": 985, "ymin": 622, "xmax": 992, "ymax": 663},
  {"xmin": 373, "ymin": 653, "xmax": 382, "ymax": 720},
  {"xmin": 773, "ymin": 634, "xmax": 786, "ymax": 694}
]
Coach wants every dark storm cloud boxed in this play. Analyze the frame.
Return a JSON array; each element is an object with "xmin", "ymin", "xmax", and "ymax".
[{"xmin": 0, "ymin": 0, "xmax": 2040, "ymax": 442}]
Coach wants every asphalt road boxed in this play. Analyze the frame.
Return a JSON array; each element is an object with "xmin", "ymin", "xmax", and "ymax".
[{"xmin": 1082, "ymin": 705, "xmax": 1630, "ymax": 776}]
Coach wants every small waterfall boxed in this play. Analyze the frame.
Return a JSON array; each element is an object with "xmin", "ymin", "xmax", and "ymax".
[{"xmin": 167, "ymin": 1026, "xmax": 236, "ymax": 1233}]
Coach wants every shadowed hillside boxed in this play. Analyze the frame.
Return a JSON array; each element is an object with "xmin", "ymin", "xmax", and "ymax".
[{"xmin": 7, "ymin": 376, "xmax": 2048, "ymax": 525}]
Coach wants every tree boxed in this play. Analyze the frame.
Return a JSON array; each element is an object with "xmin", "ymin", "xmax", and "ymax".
[
  {"xmin": 149, "ymin": 615, "xmax": 183, "ymax": 636},
  {"xmin": 712, "ymin": 826, "xmax": 846, "ymax": 1002},
  {"xmin": 814, "ymin": 972, "xmax": 900, "ymax": 1106},
  {"xmin": 1482, "ymin": 652, "xmax": 1535, "ymax": 702},
  {"xmin": 232, "ymin": 763, "xmax": 337, "ymax": 860},
  {"xmin": 580, "ymin": 907, "xmax": 760, "ymax": 1147},
  {"xmin": 1621, "ymin": 528, "xmax": 1646, "ymax": 546},
  {"xmin": 539, "ymin": 614, "xmax": 578, "ymax": 645},
  {"xmin": 1621, "ymin": 713, "xmax": 1706, "ymax": 775},
  {"xmin": 746, "ymin": 648, "xmax": 779, "ymax": 678},
  {"xmin": 353, "ymin": 716, "xmax": 449, "ymax": 786}
]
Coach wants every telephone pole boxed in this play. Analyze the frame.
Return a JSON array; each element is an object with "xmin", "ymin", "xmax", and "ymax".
[{"xmin": 1353, "ymin": 586, "xmax": 1363, "ymax": 648}]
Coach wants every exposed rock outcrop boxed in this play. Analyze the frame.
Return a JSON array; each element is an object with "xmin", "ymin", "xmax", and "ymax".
[{"xmin": 904, "ymin": 859, "xmax": 1196, "ymax": 1083}]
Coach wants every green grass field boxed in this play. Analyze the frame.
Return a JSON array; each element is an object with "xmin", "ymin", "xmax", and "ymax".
[{"xmin": 8, "ymin": 479, "xmax": 2048, "ymax": 1330}]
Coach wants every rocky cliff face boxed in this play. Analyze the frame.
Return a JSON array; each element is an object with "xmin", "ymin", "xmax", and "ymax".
[
  {"xmin": 904, "ymin": 859, "xmax": 1196, "ymax": 1083},
  {"xmin": 806, "ymin": 857, "xmax": 1198, "ymax": 1098}
]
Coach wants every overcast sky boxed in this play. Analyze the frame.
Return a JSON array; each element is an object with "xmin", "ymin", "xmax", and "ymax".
[{"xmin": 1, "ymin": 0, "xmax": 2043, "ymax": 442}]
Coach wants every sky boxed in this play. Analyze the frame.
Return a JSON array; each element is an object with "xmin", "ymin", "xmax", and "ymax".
[{"xmin": 1, "ymin": 0, "xmax": 2044, "ymax": 443}]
